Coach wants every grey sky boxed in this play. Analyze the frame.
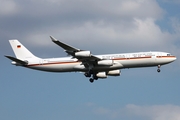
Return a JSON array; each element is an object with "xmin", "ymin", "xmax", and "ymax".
[{"xmin": 1, "ymin": 0, "xmax": 179, "ymax": 54}]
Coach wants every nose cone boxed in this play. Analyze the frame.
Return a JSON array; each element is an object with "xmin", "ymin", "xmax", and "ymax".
[
  {"xmin": 170, "ymin": 56, "xmax": 177, "ymax": 62},
  {"xmin": 156, "ymin": 54, "xmax": 177, "ymax": 65}
]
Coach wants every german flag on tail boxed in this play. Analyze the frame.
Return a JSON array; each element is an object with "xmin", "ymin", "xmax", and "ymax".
[{"xmin": 17, "ymin": 45, "xmax": 21, "ymax": 48}]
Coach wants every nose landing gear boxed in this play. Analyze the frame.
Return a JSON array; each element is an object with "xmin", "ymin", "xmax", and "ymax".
[{"xmin": 157, "ymin": 65, "xmax": 161, "ymax": 73}]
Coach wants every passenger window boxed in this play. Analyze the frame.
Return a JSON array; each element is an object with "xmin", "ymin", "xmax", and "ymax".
[{"xmin": 167, "ymin": 54, "xmax": 171, "ymax": 56}]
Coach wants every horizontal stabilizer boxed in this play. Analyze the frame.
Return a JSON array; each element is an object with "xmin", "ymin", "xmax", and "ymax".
[{"xmin": 5, "ymin": 55, "xmax": 28, "ymax": 65}]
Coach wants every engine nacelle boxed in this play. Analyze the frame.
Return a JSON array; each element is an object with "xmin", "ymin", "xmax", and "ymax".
[
  {"xmin": 107, "ymin": 70, "xmax": 120, "ymax": 76},
  {"xmin": 75, "ymin": 51, "xmax": 91, "ymax": 57},
  {"xmin": 98, "ymin": 60, "xmax": 113, "ymax": 66},
  {"xmin": 96, "ymin": 72, "xmax": 107, "ymax": 78}
]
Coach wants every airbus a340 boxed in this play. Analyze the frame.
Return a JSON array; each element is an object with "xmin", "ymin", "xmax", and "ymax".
[{"xmin": 5, "ymin": 36, "xmax": 176, "ymax": 83}]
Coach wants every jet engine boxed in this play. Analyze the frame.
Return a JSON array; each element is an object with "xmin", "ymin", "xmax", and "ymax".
[
  {"xmin": 97, "ymin": 60, "xmax": 113, "ymax": 66},
  {"xmin": 96, "ymin": 72, "xmax": 107, "ymax": 78},
  {"xmin": 75, "ymin": 51, "xmax": 91, "ymax": 57},
  {"xmin": 107, "ymin": 70, "xmax": 120, "ymax": 76}
]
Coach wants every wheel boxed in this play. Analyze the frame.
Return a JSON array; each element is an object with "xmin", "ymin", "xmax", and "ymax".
[
  {"xmin": 157, "ymin": 69, "xmax": 160, "ymax": 72},
  {"xmin": 89, "ymin": 78, "xmax": 94, "ymax": 83},
  {"xmin": 94, "ymin": 77, "xmax": 98, "ymax": 80},
  {"xmin": 85, "ymin": 72, "xmax": 91, "ymax": 77},
  {"xmin": 93, "ymin": 75, "xmax": 98, "ymax": 80}
]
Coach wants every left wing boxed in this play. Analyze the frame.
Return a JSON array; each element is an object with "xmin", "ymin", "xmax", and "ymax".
[
  {"xmin": 50, "ymin": 36, "xmax": 80, "ymax": 53},
  {"xmin": 50, "ymin": 36, "xmax": 101, "ymax": 62}
]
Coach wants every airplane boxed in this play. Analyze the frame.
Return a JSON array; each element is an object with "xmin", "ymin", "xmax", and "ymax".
[{"xmin": 5, "ymin": 36, "xmax": 177, "ymax": 83}]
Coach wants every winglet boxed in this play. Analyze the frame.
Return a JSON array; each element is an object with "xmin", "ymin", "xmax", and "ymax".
[{"xmin": 50, "ymin": 36, "xmax": 58, "ymax": 42}]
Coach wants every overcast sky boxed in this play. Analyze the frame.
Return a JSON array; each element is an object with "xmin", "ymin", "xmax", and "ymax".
[{"xmin": 0, "ymin": 0, "xmax": 180, "ymax": 120}]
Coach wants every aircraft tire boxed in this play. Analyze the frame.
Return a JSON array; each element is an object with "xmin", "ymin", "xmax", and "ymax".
[
  {"xmin": 85, "ymin": 72, "xmax": 91, "ymax": 77},
  {"xmin": 89, "ymin": 78, "xmax": 94, "ymax": 83}
]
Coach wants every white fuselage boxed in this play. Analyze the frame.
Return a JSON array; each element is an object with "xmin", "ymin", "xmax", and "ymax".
[{"xmin": 25, "ymin": 51, "xmax": 176, "ymax": 72}]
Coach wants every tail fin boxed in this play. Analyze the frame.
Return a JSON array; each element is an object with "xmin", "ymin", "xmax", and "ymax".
[{"xmin": 9, "ymin": 40, "xmax": 38, "ymax": 60}]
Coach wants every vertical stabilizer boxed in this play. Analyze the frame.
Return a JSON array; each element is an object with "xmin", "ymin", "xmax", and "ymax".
[{"xmin": 9, "ymin": 40, "xmax": 38, "ymax": 60}]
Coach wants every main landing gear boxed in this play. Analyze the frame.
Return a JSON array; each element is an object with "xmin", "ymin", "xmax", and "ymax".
[
  {"xmin": 89, "ymin": 75, "xmax": 98, "ymax": 83},
  {"xmin": 84, "ymin": 70, "xmax": 98, "ymax": 83},
  {"xmin": 157, "ymin": 65, "xmax": 161, "ymax": 73},
  {"xmin": 89, "ymin": 78, "xmax": 94, "ymax": 83}
]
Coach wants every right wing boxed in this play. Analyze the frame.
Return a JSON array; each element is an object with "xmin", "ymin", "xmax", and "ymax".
[{"xmin": 50, "ymin": 36, "xmax": 101, "ymax": 61}]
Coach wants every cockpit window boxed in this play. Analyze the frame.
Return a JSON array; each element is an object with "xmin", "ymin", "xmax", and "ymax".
[{"xmin": 167, "ymin": 54, "xmax": 171, "ymax": 56}]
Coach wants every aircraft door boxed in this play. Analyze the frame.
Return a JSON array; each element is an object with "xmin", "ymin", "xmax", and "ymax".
[
  {"xmin": 126, "ymin": 54, "xmax": 130, "ymax": 59},
  {"xmin": 39, "ymin": 59, "xmax": 48, "ymax": 65},
  {"xmin": 151, "ymin": 54, "xmax": 156, "ymax": 63},
  {"xmin": 155, "ymin": 52, "xmax": 162, "ymax": 64},
  {"xmin": 39, "ymin": 59, "xmax": 43, "ymax": 65},
  {"xmin": 157, "ymin": 52, "xmax": 162, "ymax": 58}
]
